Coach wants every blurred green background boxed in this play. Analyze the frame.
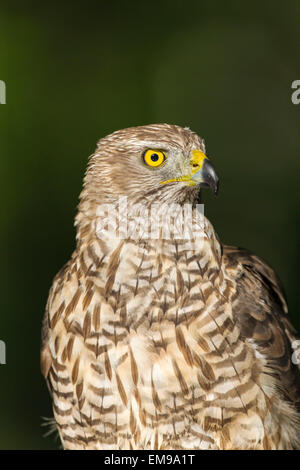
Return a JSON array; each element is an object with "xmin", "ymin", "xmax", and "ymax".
[{"xmin": 0, "ymin": 0, "xmax": 299, "ymax": 449}]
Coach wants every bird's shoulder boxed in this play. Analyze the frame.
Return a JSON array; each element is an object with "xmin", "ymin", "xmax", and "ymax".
[
  {"xmin": 222, "ymin": 244, "xmax": 288, "ymax": 313},
  {"xmin": 40, "ymin": 258, "xmax": 74, "ymax": 379},
  {"xmin": 222, "ymin": 244, "xmax": 300, "ymax": 408}
]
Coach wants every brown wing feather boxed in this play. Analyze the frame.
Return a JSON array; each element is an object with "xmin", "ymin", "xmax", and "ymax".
[
  {"xmin": 223, "ymin": 244, "xmax": 300, "ymax": 410},
  {"xmin": 40, "ymin": 260, "xmax": 72, "ymax": 380}
]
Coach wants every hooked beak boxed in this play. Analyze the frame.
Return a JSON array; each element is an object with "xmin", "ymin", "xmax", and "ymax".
[
  {"xmin": 191, "ymin": 156, "xmax": 219, "ymax": 196},
  {"xmin": 160, "ymin": 149, "xmax": 219, "ymax": 196}
]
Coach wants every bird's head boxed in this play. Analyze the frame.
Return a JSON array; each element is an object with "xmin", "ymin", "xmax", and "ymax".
[{"xmin": 80, "ymin": 124, "xmax": 219, "ymax": 210}]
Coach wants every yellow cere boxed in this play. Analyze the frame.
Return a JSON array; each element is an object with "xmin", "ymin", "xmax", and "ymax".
[
  {"xmin": 160, "ymin": 149, "xmax": 208, "ymax": 186},
  {"xmin": 143, "ymin": 149, "xmax": 166, "ymax": 167},
  {"xmin": 190, "ymin": 150, "xmax": 208, "ymax": 173}
]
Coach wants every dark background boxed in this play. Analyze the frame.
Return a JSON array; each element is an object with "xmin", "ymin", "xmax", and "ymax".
[{"xmin": 0, "ymin": 1, "xmax": 299, "ymax": 449}]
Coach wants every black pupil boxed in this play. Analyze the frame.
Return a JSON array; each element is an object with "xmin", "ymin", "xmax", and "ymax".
[{"xmin": 151, "ymin": 153, "xmax": 159, "ymax": 162}]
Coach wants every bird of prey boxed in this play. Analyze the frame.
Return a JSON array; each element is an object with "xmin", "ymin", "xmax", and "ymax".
[{"xmin": 41, "ymin": 124, "xmax": 300, "ymax": 450}]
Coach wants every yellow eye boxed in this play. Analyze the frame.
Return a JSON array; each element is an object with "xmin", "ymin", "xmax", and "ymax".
[{"xmin": 143, "ymin": 149, "xmax": 166, "ymax": 167}]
